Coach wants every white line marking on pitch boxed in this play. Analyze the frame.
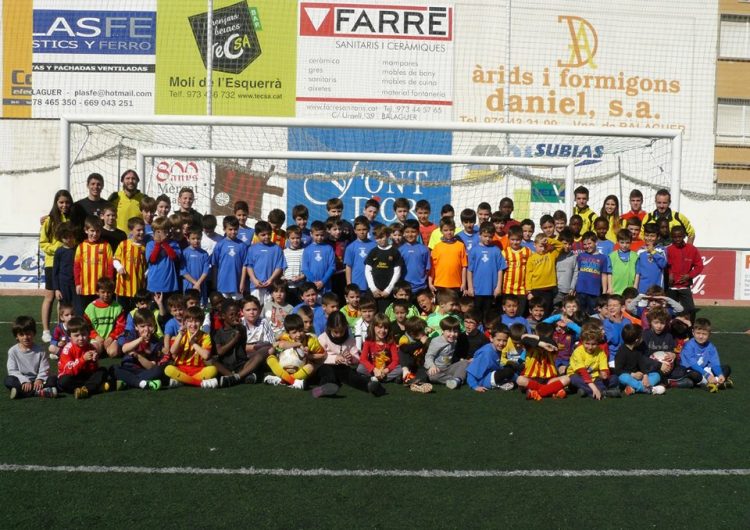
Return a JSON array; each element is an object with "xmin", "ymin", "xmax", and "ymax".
[{"xmin": 1, "ymin": 464, "xmax": 749, "ymax": 478}]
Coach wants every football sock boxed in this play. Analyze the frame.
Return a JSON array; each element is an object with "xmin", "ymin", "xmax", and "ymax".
[
  {"xmin": 538, "ymin": 380, "xmax": 564, "ymax": 397},
  {"xmin": 525, "ymin": 380, "xmax": 541, "ymax": 391},
  {"xmin": 266, "ymin": 355, "xmax": 295, "ymax": 384}
]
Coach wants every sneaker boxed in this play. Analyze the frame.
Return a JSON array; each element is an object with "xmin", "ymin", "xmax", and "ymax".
[
  {"xmin": 264, "ymin": 375, "xmax": 282, "ymax": 386},
  {"xmin": 367, "ymin": 379, "xmax": 386, "ymax": 397},
  {"xmin": 706, "ymin": 383, "xmax": 719, "ymax": 393},
  {"xmin": 147, "ymin": 380, "xmax": 162, "ymax": 391},
  {"xmin": 403, "ymin": 372, "xmax": 416, "ymax": 385},
  {"xmin": 116, "ymin": 380, "xmax": 127, "ymax": 391},
  {"xmin": 42, "ymin": 330, "xmax": 52, "ymax": 343},
  {"xmin": 624, "ymin": 386, "xmax": 636, "ymax": 396},
  {"xmin": 498, "ymin": 382, "xmax": 515, "ymax": 391},
  {"xmin": 49, "ymin": 353, "xmax": 58, "ymax": 361},
  {"xmin": 74, "ymin": 387, "xmax": 89, "ymax": 399},
  {"xmin": 311, "ymin": 383, "xmax": 340, "ymax": 398},
  {"xmin": 604, "ymin": 388, "xmax": 622, "ymax": 398},
  {"xmin": 9, "ymin": 388, "xmax": 18, "ymax": 400},
  {"xmin": 445, "ymin": 377, "xmax": 461, "ymax": 390},
  {"xmin": 36, "ymin": 387, "xmax": 58, "ymax": 399},
  {"xmin": 651, "ymin": 385, "xmax": 666, "ymax": 395},
  {"xmin": 243, "ymin": 373, "xmax": 258, "ymax": 384},
  {"xmin": 219, "ymin": 374, "xmax": 240, "ymax": 388},
  {"xmin": 526, "ymin": 389, "xmax": 542, "ymax": 401},
  {"xmin": 200, "ymin": 378, "xmax": 219, "ymax": 389},
  {"xmin": 168, "ymin": 379, "xmax": 183, "ymax": 389},
  {"xmin": 552, "ymin": 389, "xmax": 567, "ymax": 399},
  {"xmin": 410, "ymin": 382, "xmax": 433, "ymax": 394},
  {"xmin": 290, "ymin": 379, "xmax": 305, "ymax": 390}
]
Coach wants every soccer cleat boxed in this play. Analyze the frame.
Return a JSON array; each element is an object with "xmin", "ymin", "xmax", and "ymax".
[
  {"xmin": 410, "ymin": 382, "xmax": 433, "ymax": 394},
  {"xmin": 42, "ymin": 330, "xmax": 52, "ymax": 343},
  {"xmin": 623, "ymin": 386, "xmax": 636, "ymax": 396},
  {"xmin": 263, "ymin": 375, "xmax": 282, "ymax": 386},
  {"xmin": 604, "ymin": 388, "xmax": 622, "ymax": 398},
  {"xmin": 368, "ymin": 380, "xmax": 386, "ymax": 397},
  {"xmin": 36, "ymin": 387, "xmax": 58, "ymax": 399},
  {"xmin": 243, "ymin": 373, "xmax": 258, "ymax": 384},
  {"xmin": 290, "ymin": 379, "xmax": 305, "ymax": 390},
  {"xmin": 552, "ymin": 389, "xmax": 567, "ymax": 399},
  {"xmin": 9, "ymin": 388, "xmax": 18, "ymax": 400},
  {"xmin": 651, "ymin": 385, "xmax": 666, "ymax": 395},
  {"xmin": 706, "ymin": 383, "xmax": 719, "ymax": 393},
  {"xmin": 74, "ymin": 387, "xmax": 89, "ymax": 399},
  {"xmin": 498, "ymin": 382, "xmax": 515, "ymax": 391},
  {"xmin": 218, "ymin": 376, "xmax": 234, "ymax": 389},
  {"xmin": 445, "ymin": 377, "xmax": 461, "ymax": 390},
  {"xmin": 311, "ymin": 383, "xmax": 340, "ymax": 398},
  {"xmin": 526, "ymin": 389, "xmax": 542, "ymax": 401},
  {"xmin": 116, "ymin": 380, "xmax": 127, "ymax": 391},
  {"xmin": 200, "ymin": 378, "xmax": 219, "ymax": 389},
  {"xmin": 147, "ymin": 380, "xmax": 162, "ymax": 391},
  {"xmin": 168, "ymin": 379, "xmax": 183, "ymax": 389},
  {"xmin": 669, "ymin": 378, "xmax": 694, "ymax": 389}
]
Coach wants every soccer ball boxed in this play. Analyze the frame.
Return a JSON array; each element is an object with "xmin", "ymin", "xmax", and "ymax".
[
  {"xmin": 651, "ymin": 351, "xmax": 669, "ymax": 362},
  {"xmin": 278, "ymin": 348, "xmax": 305, "ymax": 374}
]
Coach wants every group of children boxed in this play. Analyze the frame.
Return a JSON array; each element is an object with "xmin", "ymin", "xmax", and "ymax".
[{"xmin": 10, "ymin": 182, "xmax": 732, "ymax": 400}]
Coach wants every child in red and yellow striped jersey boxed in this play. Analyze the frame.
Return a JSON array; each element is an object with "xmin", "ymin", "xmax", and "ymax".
[
  {"xmin": 74, "ymin": 216, "xmax": 114, "ymax": 310},
  {"xmin": 502, "ymin": 226, "xmax": 532, "ymax": 316},
  {"xmin": 163, "ymin": 306, "xmax": 218, "ymax": 388},
  {"xmin": 265, "ymin": 313, "xmax": 325, "ymax": 390},
  {"xmin": 515, "ymin": 322, "xmax": 571, "ymax": 401},
  {"xmin": 114, "ymin": 217, "xmax": 147, "ymax": 313}
]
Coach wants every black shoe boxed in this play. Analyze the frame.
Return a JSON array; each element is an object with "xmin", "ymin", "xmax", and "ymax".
[
  {"xmin": 367, "ymin": 380, "xmax": 386, "ymax": 397},
  {"xmin": 670, "ymin": 378, "xmax": 694, "ymax": 389},
  {"xmin": 311, "ymin": 383, "xmax": 340, "ymax": 398},
  {"xmin": 243, "ymin": 373, "xmax": 258, "ymax": 384},
  {"xmin": 604, "ymin": 388, "xmax": 621, "ymax": 398},
  {"xmin": 576, "ymin": 388, "xmax": 586, "ymax": 397}
]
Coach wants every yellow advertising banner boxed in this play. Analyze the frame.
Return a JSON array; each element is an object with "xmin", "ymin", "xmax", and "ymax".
[
  {"xmin": 155, "ymin": 0, "xmax": 297, "ymax": 116},
  {"xmin": 2, "ymin": 0, "xmax": 33, "ymax": 117}
]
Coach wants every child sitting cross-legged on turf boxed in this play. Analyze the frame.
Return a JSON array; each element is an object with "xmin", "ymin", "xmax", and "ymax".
[
  {"xmin": 467, "ymin": 325, "xmax": 516, "ymax": 392},
  {"xmin": 164, "ymin": 306, "xmax": 219, "ymax": 389},
  {"xmin": 425, "ymin": 316, "xmax": 469, "ymax": 389},
  {"xmin": 6, "ymin": 316, "xmax": 58, "ymax": 399},
  {"xmin": 515, "ymin": 322, "xmax": 570, "ymax": 401},
  {"xmin": 212, "ymin": 299, "xmax": 268, "ymax": 387},
  {"xmin": 311, "ymin": 312, "xmax": 386, "ymax": 398},
  {"xmin": 83, "ymin": 277, "xmax": 126, "ymax": 358},
  {"xmin": 567, "ymin": 325, "xmax": 622, "ymax": 399},
  {"xmin": 113, "ymin": 309, "xmax": 167, "ymax": 391},
  {"xmin": 357, "ymin": 313, "xmax": 401, "ymax": 383},
  {"xmin": 265, "ymin": 314, "xmax": 325, "ymax": 390},
  {"xmin": 674, "ymin": 317, "xmax": 733, "ymax": 393},
  {"xmin": 57, "ymin": 317, "xmax": 110, "ymax": 399},
  {"xmin": 614, "ymin": 324, "xmax": 667, "ymax": 396}
]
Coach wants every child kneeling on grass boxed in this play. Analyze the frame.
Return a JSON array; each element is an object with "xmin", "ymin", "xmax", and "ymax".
[
  {"xmin": 164, "ymin": 306, "xmax": 218, "ymax": 389},
  {"xmin": 57, "ymin": 317, "xmax": 110, "ymax": 399},
  {"xmin": 265, "ymin": 314, "xmax": 325, "ymax": 390},
  {"xmin": 515, "ymin": 322, "xmax": 570, "ymax": 401},
  {"xmin": 6, "ymin": 316, "xmax": 58, "ymax": 399},
  {"xmin": 113, "ymin": 309, "xmax": 167, "ymax": 391}
]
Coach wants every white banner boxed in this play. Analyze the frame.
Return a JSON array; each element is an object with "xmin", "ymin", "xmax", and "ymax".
[{"xmin": 0, "ymin": 235, "xmax": 43, "ymax": 289}]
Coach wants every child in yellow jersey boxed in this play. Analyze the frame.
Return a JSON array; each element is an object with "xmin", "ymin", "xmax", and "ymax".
[
  {"xmin": 265, "ymin": 313, "xmax": 325, "ymax": 390},
  {"xmin": 567, "ymin": 327, "xmax": 621, "ymax": 399},
  {"xmin": 114, "ymin": 217, "xmax": 147, "ymax": 313},
  {"xmin": 164, "ymin": 306, "xmax": 218, "ymax": 388},
  {"xmin": 515, "ymin": 322, "xmax": 570, "ymax": 401},
  {"xmin": 525, "ymin": 234, "xmax": 564, "ymax": 317}
]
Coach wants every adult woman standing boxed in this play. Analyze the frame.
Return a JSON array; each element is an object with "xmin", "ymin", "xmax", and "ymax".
[
  {"xmin": 39, "ymin": 190, "xmax": 73, "ymax": 341},
  {"xmin": 598, "ymin": 194, "xmax": 622, "ymax": 243}
]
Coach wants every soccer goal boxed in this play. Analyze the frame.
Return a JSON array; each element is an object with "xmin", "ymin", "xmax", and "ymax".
[{"xmin": 60, "ymin": 115, "xmax": 682, "ymax": 223}]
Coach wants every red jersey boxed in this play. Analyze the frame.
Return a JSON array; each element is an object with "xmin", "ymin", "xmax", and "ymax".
[
  {"xmin": 74, "ymin": 240, "xmax": 114, "ymax": 296},
  {"xmin": 360, "ymin": 340, "xmax": 399, "ymax": 373},
  {"xmin": 666, "ymin": 243, "xmax": 703, "ymax": 289},
  {"xmin": 58, "ymin": 341, "xmax": 98, "ymax": 377}
]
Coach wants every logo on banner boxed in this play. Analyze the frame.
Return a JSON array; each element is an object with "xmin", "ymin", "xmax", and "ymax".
[
  {"xmin": 189, "ymin": 2, "xmax": 262, "ymax": 74},
  {"xmin": 299, "ymin": 3, "xmax": 452, "ymax": 40},
  {"xmin": 211, "ymin": 163, "xmax": 284, "ymax": 218},
  {"xmin": 154, "ymin": 161, "xmax": 199, "ymax": 183},
  {"xmin": 557, "ymin": 15, "xmax": 597, "ymax": 69}
]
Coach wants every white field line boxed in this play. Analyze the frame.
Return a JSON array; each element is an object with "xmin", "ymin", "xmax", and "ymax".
[{"xmin": 1, "ymin": 464, "xmax": 749, "ymax": 478}]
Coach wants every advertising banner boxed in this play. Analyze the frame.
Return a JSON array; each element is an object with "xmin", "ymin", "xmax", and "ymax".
[
  {"xmin": 287, "ymin": 128, "xmax": 451, "ymax": 224},
  {"xmin": 691, "ymin": 250, "xmax": 736, "ymax": 301},
  {"xmin": 143, "ymin": 159, "xmax": 212, "ymax": 215},
  {"xmin": 296, "ymin": 2, "xmax": 453, "ymax": 121},
  {"xmin": 29, "ymin": 0, "xmax": 156, "ymax": 117},
  {"xmin": 0, "ymin": 235, "xmax": 43, "ymax": 289},
  {"xmin": 2, "ymin": 0, "xmax": 33, "ymax": 117},
  {"xmin": 737, "ymin": 251, "xmax": 750, "ymax": 301},
  {"xmin": 155, "ymin": 0, "xmax": 297, "ymax": 116}
]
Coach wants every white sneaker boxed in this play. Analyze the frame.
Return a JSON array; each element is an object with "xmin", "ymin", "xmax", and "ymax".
[
  {"xmin": 445, "ymin": 377, "xmax": 460, "ymax": 390},
  {"xmin": 498, "ymin": 382, "xmax": 515, "ymax": 391},
  {"xmin": 290, "ymin": 379, "xmax": 305, "ymax": 390},
  {"xmin": 651, "ymin": 385, "xmax": 666, "ymax": 395},
  {"xmin": 168, "ymin": 379, "xmax": 183, "ymax": 389},
  {"xmin": 264, "ymin": 375, "xmax": 282, "ymax": 386},
  {"xmin": 200, "ymin": 378, "xmax": 219, "ymax": 389},
  {"xmin": 42, "ymin": 330, "xmax": 52, "ymax": 343}
]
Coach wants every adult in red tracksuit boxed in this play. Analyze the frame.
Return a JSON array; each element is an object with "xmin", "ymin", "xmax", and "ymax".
[{"xmin": 665, "ymin": 225, "xmax": 703, "ymax": 323}]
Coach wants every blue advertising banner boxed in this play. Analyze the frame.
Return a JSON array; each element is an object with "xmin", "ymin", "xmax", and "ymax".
[{"xmin": 287, "ymin": 128, "xmax": 452, "ymax": 224}]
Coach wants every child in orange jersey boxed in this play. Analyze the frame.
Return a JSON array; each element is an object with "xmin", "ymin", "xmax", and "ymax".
[
  {"xmin": 429, "ymin": 217, "xmax": 467, "ymax": 293},
  {"xmin": 163, "ymin": 306, "xmax": 218, "ymax": 388},
  {"xmin": 515, "ymin": 322, "xmax": 570, "ymax": 400},
  {"xmin": 74, "ymin": 216, "xmax": 114, "ymax": 311}
]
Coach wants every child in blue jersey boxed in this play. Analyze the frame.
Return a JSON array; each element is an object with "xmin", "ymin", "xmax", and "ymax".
[
  {"xmin": 500, "ymin": 295, "xmax": 530, "ymax": 333},
  {"xmin": 467, "ymin": 325, "xmax": 516, "ymax": 392},
  {"xmin": 603, "ymin": 295, "xmax": 627, "ymax": 366},
  {"xmin": 145, "ymin": 217, "xmax": 181, "ymax": 296},
  {"xmin": 113, "ymin": 309, "xmax": 167, "ymax": 390},
  {"xmin": 677, "ymin": 318, "xmax": 733, "ymax": 392},
  {"xmin": 180, "ymin": 228, "xmax": 210, "ymax": 305},
  {"xmin": 520, "ymin": 219, "xmax": 536, "ymax": 251},
  {"xmin": 575, "ymin": 231, "xmax": 611, "ymax": 316},
  {"xmin": 343, "ymin": 216, "xmax": 375, "ymax": 292},
  {"xmin": 301, "ymin": 220, "xmax": 336, "ymax": 293},
  {"xmin": 292, "ymin": 282, "xmax": 328, "ymax": 335},
  {"xmin": 398, "ymin": 219, "xmax": 431, "ymax": 292},
  {"xmin": 234, "ymin": 200, "xmax": 254, "ymax": 246},
  {"xmin": 594, "ymin": 217, "xmax": 615, "ymax": 256},
  {"xmin": 634, "ymin": 223, "xmax": 667, "ymax": 294},
  {"xmin": 456, "ymin": 208, "xmax": 479, "ymax": 254},
  {"xmin": 140, "ymin": 196, "xmax": 156, "ymax": 240},
  {"xmin": 212, "ymin": 215, "xmax": 248, "ymax": 298},
  {"xmin": 243, "ymin": 220, "xmax": 286, "ymax": 307},
  {"xmin": 161, "ymin": 294, "xmax": 186, "ymax": 354},
  {"xmin": 467, "ymin": 222, "xmax": 507, "ymax": 318}
]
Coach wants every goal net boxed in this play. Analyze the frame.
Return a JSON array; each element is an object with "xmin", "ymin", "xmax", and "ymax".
[{"xmin": 62, "ymin": 116, "xmax": 678, "ymax": 226}]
